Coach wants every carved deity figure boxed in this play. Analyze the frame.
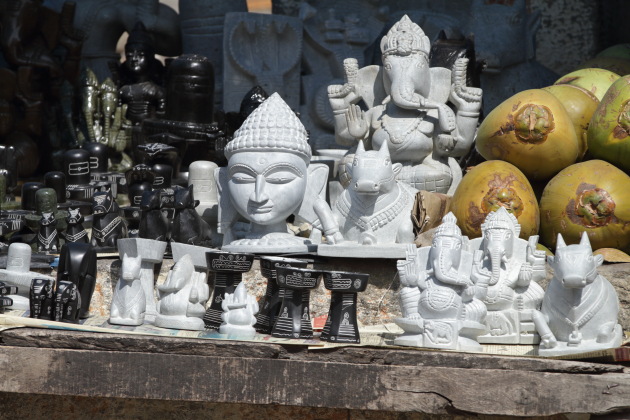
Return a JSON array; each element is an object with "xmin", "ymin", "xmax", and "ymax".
[
  {"xmin": 328, "ymin": 15, "xmax": 481, "ymax": 194},
  {"xmin": 219, "ymin": 282, "xmax": 259, "ymax": 339},
  {"xmin": 216, "ymin": 93, "xmax": 335, "ymax": 253},
  {"xmin": 469, "ymin": 207, "xmax": 546, "ymax": 344},
  {"xmin": 532, "ymin": 233, "xmax": 623, "ymax": 356},
  {"xmin": 394, "ymin": 213, "xmax": 488, "ymax": 350}
]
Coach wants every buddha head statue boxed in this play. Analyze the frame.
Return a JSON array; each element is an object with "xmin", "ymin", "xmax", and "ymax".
[
  {"xmin": 223, "ymin": 93, "xmax": 312, "ymax": 242},
  {"xmin": 380, "ymin": 15, "xmax": 431, "ymax": 109}
]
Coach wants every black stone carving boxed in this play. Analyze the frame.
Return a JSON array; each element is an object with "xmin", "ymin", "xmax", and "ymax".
[
  {"xmin": 320, "ymin": 271, "xmax": 369, "ymax": 344},
  {"xmin": 63, "ymin": 208, "xmax": 89, "ymax": 244},
  {"xmin": 203, "ymin": 251, "xmax": 255, "ymax": 329},
  {"xmin": 139, "ymin": 189, "xmax": 169, "ymax": 242},
  {"xmin": 0, "ymin": 281, "xmax": 18, "ymax": 314},
  {"xmin": 271, "ymin": 266, "xmax": 322, "ymax": 339},
  {"xmin": 57, "ymin": 242, "xmax": 97, "ymax": 319},
  {"xmin": 54, "ymin": 280, "xmax": 80, "ymax": 323},
  {"xmin": 29, "ymin": 278, "xmax": 55, "ymax": 319},
  {"xmin": 171, "ymin": 185, "xmax": 212, "ymax": 246},
  {"xmin": 91, "ymin": 190, "xmax": 127, "ymax": 249},
  {"xmin": 37, "ymin": 212, "xmax": 59, "ymax": 252},
  {"xmin": 255, "ymin": 256, "xmax": 308, "ymax": 334}
]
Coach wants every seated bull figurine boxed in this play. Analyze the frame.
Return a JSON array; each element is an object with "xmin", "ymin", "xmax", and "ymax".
[
  {"xmin": 317, "ymin": 141, "xmax": 417, "ymax": 259},
  {"xmin": 469, "ymin": 207, "xmax": 546, "ymax": 344},
  {"xmin": 216, "ymin": 93, "xmax": 335, "ymax": 253},
  {"xmin": 533, "ymin": 233, "xmax": 623, "ymax": 356},
  {"xmin": 394, "ymin": 213, "xmax": 488, "ymax": 351}
]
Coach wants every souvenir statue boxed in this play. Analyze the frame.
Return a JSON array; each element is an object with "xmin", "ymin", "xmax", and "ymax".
[
  {"xmin": 36, "ymin": 212, "xmax": 59, "ymax": 253},
  {"xmin": 138, "ymin": 189, "xmax": 169, "ymax": 242},
  {"xmin": 394, "ymin": 213, "xmax": 488, "ymax": 350},
  {"xmin": 56, "ymin": 243, "xmax": 97, "ymax": 319},
  {"xmin": 469, "ymin": 207, "xmax": 546, "ymax": 344},
  {"xmin": 24, "ymin": 188, "xmax": 68, "ymax": 244},
  {"xmin": 0, "ymin": 281, "xmax": 18, "ymax": 314},
  {"xmin": 21, "ymin": 182, "xmax": 44, "ymax": 211},
  {"xmin": 0, "ymin": 243, "xmax": 55, "ymax": 309},
  {"xmin": 317, "ymin": 141, "xmax": 417, "ymax": 259},
  {"xmin": 188, "ymin": 160, "xmax": 219, "ymax": 227},
  {"xmin": 320, "ymin": 270, "xmax": 369, "ymax": 344},
  {"xmin": 109, "ymin": 238, "xmax": 167, "ymax": 325},
  {"xmin": 216, "ymin": 93, "xmax": 335, "ymax": 253},
  {"xmin": 63, "ymin": 208, "xmax": 89, "ymax": 244},
  {"xmin": 255, "ymin": 256, "xmax": 309, "ymax": 334},
  {"xmin": 29, "ymin": 278, "xmax": 55, "ymax": 319},
  {"xmin": 64, "ymin": 149, "xmax": 95, "ymax": 202},
  {"xmin": 328, "ymin": 15, "xmax": 482, "ymax": 194},
  {"xmin": 44, "ymin": 172, "xmax": 67, "ymax": 205},
  {"xmin": 203, "ymin": 250, "xmax": 255, "ymax": 329},
  {"xmin": 271, "ymin": 266, "xmax": 321, "ymax": 339},
  {"xmin": 122, "ymin": 164, "xmax": 156, "ymax": 236},
  {"xmin": 171, "ymin": 185, "xmax": 213, "ymax": 246},
  {"xmin": 533, "ymin": 233, "xmax": 623, "ymax": 356},
  {"xmin": 156, "ymin": 254, "xmax": 209, "ymax": 331},
  {"xmin": 219, "ymin": 282, "xmax": 259, "ymax": 339},
  {"xmin": 54, "ymin": 280, "xmax": 80, "ymax": 323},
  {"xmin": 91, "ymin": 190, "xmax": 128, "ymax": 250}
]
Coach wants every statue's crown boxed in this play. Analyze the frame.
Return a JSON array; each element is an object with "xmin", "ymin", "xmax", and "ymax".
[
  {"xmin": 481, "ymin": 207, "xmax": 521, "ymax": 236},
  {"xmin": 380, "ymin": 15, "xmax": 430, "ymax": 57},
  {"xmin": 434, "ymin": 212, "xmax": 461, "ymax": 239},
  {"xmin": 225, "ymin": 93, "xmax": 311, "ymax": 162}
]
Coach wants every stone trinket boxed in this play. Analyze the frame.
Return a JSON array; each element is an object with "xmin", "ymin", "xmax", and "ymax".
[
  {"xmin": 271, "ymin": 266, "xmax": 321, "ymax": 339},
  {"xmin": 29, "ymin": 278, "xmax": 55, "ymax": 319},
  {"xmin": 320, "ymin": 270, "xmax": 369, "ymax": 344},
  {"xmin": 219, "ymin": 282, "xmax": 259, "ymax": 339},
  {"xmin": 57, "ymin": 243, "xmax": 97, "ymax": 319},
  {"xmin": 54, "ymin": 280, "xmax": 80, "ymax": 323}
]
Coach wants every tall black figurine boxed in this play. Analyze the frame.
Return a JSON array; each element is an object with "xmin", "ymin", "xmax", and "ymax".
[
  {"xmin": 171, "ymin": 185, "xmax": 212, "ymax": 246},
  {"xmin": 57, "ymin": 243, "xmax": 97, "ymax": 319},
  {"xmin": 63, "ymin": 208, "xmax": 89, "ymax": 244},
  {"xmin": 320, "ymin": 271, "xmax": 369, "ymax": 344},
  {"xmin": 204, "ymin": 251, "xmax": 255, "ymax": 329},
  {"xmin": 255, "ymin": 256, "xmax": 308, "ymax": 334},
  {"xmin": 271, "ymin": 266, "xmax": 322, "ymax": 339},
  {"xmin": 29, "ymin": 278, "xmax": 55, "ymax": 319},
  {"xmin": 91, "ymin": 190, "xmax": 127, "ymax": 249},
  {"xmin": 54, "ymin": 280, "xmax": 80, "ymax": 323},
  {"xmin": 37, "ymin": 212, "xmax": 59, "ymax": 252},
  {"xmin": 138, "ymin": 189, "xmax": 169, "ymax": 242}
]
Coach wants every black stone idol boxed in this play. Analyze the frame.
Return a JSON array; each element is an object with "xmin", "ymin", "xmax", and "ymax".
[{"xmin": 320, "ymin": 271, "xmax": 369, "ymax": 344}]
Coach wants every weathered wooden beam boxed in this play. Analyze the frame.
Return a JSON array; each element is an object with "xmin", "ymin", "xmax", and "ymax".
[{"xmin": 0, "ymin": 343, "xmax": 628, "ymax": 416}]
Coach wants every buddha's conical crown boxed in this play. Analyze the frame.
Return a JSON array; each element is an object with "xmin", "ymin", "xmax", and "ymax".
[{"xmin": 225, "ymin": 93, "xmax": 311, "ymax": 162}]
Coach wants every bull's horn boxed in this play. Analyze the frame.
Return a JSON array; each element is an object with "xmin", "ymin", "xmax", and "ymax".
[
  {"xmin": 579, "ymin": 231, "xmax": 591, "ymax": 248},
  {"xmin": 378, "ymin": 141, "xmax": 391, "ymax": 158},
  {"xmin": 556, "ymin": 233, "xmax": 566, "ymax": 249},
  {"xmin": 356, "ymin": 139, "xmax": 366, "ymax": 155}
]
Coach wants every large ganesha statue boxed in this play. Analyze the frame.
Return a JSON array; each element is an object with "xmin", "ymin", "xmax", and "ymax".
[{"xmin": 328, "ymin": 15, "xmax": 481, "ymax": 194}]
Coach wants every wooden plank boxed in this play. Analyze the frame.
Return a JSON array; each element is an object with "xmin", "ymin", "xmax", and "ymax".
[{"xmin": 0, "ymin": 345, "xmax": 628, "ymax": 416}]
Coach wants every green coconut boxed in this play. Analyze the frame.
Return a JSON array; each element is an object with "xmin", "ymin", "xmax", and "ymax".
[{"xmin": 554, "ymin": 68, "xmax": 620, "ymax": 102}]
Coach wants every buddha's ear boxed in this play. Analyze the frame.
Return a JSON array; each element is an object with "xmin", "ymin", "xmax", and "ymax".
[{"xmin": 293, "ymin": 163, "xmax": 330, "ymax": 226}]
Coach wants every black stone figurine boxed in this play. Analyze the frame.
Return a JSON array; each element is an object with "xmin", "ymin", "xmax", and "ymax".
[
  {"xmin": 203, "ymin": 251, "xmax": 255, "ymax": 329},
  {"xmin": 171, "ymin": 185, "xmax": 212, "ymax": 246},
  {"xmin": 255, "ymin": 256, "xmax": 308, "ymax": 334},
  {"xmin": 320, "ymin": 271, "xmax": 369, "ymax": 344},
  {"xmin": 29, "ymin": 278, "xmax": 55, "ymax": 319},
  {"xmin": 64, "ymin": 149, "xmax": 95, "ymax": 202},
  {"xmin": 271, "ymin": 267, "xmax": 322, "ymax": 339},
  {"xmin": 63, "ymin": 208, "xmax": 89, "ymax": 244},
  {"xmin": 0, "ymin": 281, "xmax": 18, "ymax": 314},
  {"xmin": 37, "ymin": 212, "xmax": 59, "ymax": 252},
  {"xmin": 57, "ymin": 243, "xmax": 97, "ymax": 319},
  {"xmin": 138, "ymin": 189, "xmax": 169, "ymax": 242},
  {"xmin": 54, "ymin": 280, "xmax": 81, "ymax": 323},
  {"xmin": 91, "ymin": 190, "xmax": 128, "ymax": 249}
]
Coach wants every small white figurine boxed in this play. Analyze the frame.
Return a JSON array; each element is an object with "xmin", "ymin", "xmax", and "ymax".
[
  {"xmin": 216, "ymin": 93, "xmax": 337, "ymax": 253},
  {"xmin": 155, "ymin": 254, "xmax": 210, "ymax": 331},
  {"xmin": 469, "ymin": 207, "xmax": 546, "ymax": 344},
  {"xmin": 219, "ymin": 282, "xmax": 259, "ymax": 339},
  {"xmin": 0, "ymin": 243, "xmax": 55, "ymax": 310},
  {"xmin": 110, "ymin": 238, "xmax": 167, "ymax": 326},
  {"xmin": 533, "ymin": 233, "xmax": 623, "ymax": 356},
  {"xmin": 317, "ymin": 140, "xmax": 417, "ymax": 259},
  {"xmin": 394, "ymin": 213, "xmax": 488, "ymax": 350}
]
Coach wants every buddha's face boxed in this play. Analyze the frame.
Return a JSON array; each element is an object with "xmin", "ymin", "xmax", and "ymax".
[{"xmin": 227, "ymin": 151, "xmax": 308, "ymax": 226}]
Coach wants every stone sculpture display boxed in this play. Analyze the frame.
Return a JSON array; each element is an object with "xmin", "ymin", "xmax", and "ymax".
[
  {"xmin": 91, "ymin": 190, "xmax": 128, "ymax": 250},
  {"xmin": 469, "ymin": 207, "xmax": 546, "ymax": 344},
  {"xmin": 54, "ymin": 280, "xmax": 80, "ymax": 323},
  {"xmin": 255, "ymin": 256, "xmax": 309, "ymax": 334},
  {"xmin": 110, "ymin": 238, "xmax": 167, "ymax": 325},
  {"xmin": 328, "ymin": 15, "xmax": 482, "ymax": 194},
  {"xmin": 156, "ymin": 254, "xmax": 209, "ymax": 331},
  {"xmin": 223, "ymin": 13, "xmax": 302, "ymax": 112},
  {"xmin": 216, "ymin": 93, "xmax": 334, "ymax": 253},
  {"xmin": 271, "ymin": 266, "xmax": 321, "ymax": 339},
  {"xmin": 57, "ymin": 243, "xmax": 97, "ymax": 319},
  {"xmin": 0, "ymin": 243, "xmax": 55, "ymax": 309},
  {"xmin": 317, "ymin": 141, "xmax": 417, "ymax": 259},
  {"xmin": 320, "ymin": 270, "xmax": 369, "ymax": 344},
  {"xmin": 533, "ymin": 233, "xmax": 623, "ymax": 356},
  {"xmin": 204, "ymin": 250, "xmax": 254, "ymax": 330},
  {"xmin": 29, "ymin": 278, "xmax": 55, "ymax": 319},
  {"xmin": 63, "ymin": 208, "xmax": 89, "ymax": 244},
  {"xmin": 171, "ymin": 185, "xmax": 213, "ymax": 247},
  {"xmin": 219, "ymin": 282, "xmax": 259, "ymax": 339},
  {"xmin": 394, "ymin": 213, "xmax": 488, "ymax": 350}
]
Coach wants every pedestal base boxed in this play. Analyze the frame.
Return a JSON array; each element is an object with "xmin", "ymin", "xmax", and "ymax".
[{"xmin": 318, "ymin": 243, "xmax": 408, "ymax": 259}]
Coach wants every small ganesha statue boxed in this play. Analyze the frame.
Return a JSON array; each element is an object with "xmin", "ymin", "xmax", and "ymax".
[
  {"xmin": 328, "ymin": 15, "xmax": 481, "ymax": 194},
  {"xmin": 469, "ymin": 207, "xmax": 546, "ymax": 344},
  {"xmin": 220, "ymin": 282, "xmax": 259, "ymax": 339},
  {"xmin": 533, "ymin": 233, "xmax": 623, "ymax": 356},
  {"xmin": 394, "ymin": 213, "xmax": 488, "ymax": 351}
]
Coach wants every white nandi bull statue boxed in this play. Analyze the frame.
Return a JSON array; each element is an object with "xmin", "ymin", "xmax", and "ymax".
[
  {"xmin": 533, "ymin": 232, "xmax": 623, "ymax": 356},
  {"xmin": 317, "ymin": 141, "xmax": 418, "ymax": 259}
]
